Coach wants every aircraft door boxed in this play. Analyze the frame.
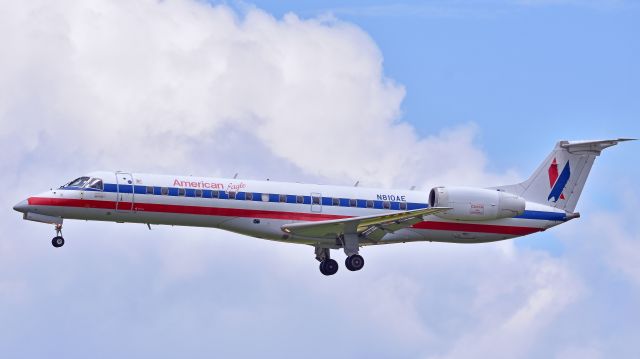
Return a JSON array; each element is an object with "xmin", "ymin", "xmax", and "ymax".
[
  {"xmin": 115, "ymin": 172, "xmax": 135, "ymax": 212},
  {"xmin": 311, "ymin": 192, "xmax": 322, "ymax": 213}
]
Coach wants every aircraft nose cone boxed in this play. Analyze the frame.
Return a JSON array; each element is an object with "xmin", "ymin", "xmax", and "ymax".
[{"xmin": 13, "ymin": 199, "xmax": 29, "ymax": 213}]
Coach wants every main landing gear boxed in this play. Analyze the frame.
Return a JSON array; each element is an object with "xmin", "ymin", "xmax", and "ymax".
[
  {"xmin": 52, "ymin": 224, "xmax": 65, "ymax": 248},
  {"xmin": 315, "ymin": 234, "xmax": 365, "ymax": 276},
  {"xmin": 316, "ymin": 247, "xmax": 339, "ymax": 276},
  {"xmin": 345, "ymin": 254, "xmax": 365, "ymax": 271},
  {"xmin": 340, "ymin": 233, "xmax": 364, "ymax": 272},
  {"xmin": 319, "ymin": 258, "xmax": 339, "ymax": 276}
]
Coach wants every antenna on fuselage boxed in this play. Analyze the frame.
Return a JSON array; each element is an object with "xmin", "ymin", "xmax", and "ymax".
[
  {"xmin": 410, "ymin": 185, "xmax": 416, "ymax": 190},
  {"xmin": 233, "ymin": 173, "xmax": 238, "ymax": 179},
  {"xmin": 354, "ymin": 181, "xmax": 359, "ymax": 187}
]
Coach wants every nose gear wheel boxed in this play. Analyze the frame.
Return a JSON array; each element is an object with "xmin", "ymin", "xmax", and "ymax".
[{"xmin": 51, "ymin": 224, "xmax": 65, "ymax": 248}]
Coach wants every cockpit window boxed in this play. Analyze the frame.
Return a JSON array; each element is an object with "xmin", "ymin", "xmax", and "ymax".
[
  {"xmin": 65, "ymin": 177, "xmax": 90, "ymax": 188},
  {"xmin": 61, "ymin": 176, "xmax": 103, "ymax": 190},
  {"xmin": 86, "ymin": 178, "xmax": 103, "ymax": 191}
]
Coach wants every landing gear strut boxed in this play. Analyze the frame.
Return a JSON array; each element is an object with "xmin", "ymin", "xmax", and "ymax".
[
  {"xmin": 52, "ymin": 224, "xmax": 64, "ymax": 248},
  {"xmin": 315, "ymin": 247, "xmax": 339, "ymax": 276},
  {"xmin": 340, "ymin": 233, "xmax": 365, "ymax": 272}
]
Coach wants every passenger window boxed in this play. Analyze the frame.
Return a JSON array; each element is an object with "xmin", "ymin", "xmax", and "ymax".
[
  {"xmin": 228, "ymin": 191, "xmax": 236, "ymax": 199},
  {"xmin": 212, "ymin": 190, "xmax": 219, "ymax": 199},
  {"xmin": 296, "ymin": 195, "xmax": 304, "ymax": 204},
  {"xmin": 366, "ymin": 200, "xmax": 374, "ymax": 208},
  {"xmin": 400, "ymin": 202, "xmax": 407, "ymax": 210},
  {"xmin": 279, "ymin": 194, "xmax": 287, "ymax": 203},
  {"xmin": 261, "ymin": 193, "xmax": 270, "ymax": 202},
  {"xmin": 383, "ymin": 201, "xmax": 390, "ymax": 209},
  {"xmin": 332, "ymin": 198, "xmax": 340, "ymax": 206},
  {"xmin": 312, "ymin": 196, "xmax": 320, "ymax": 205},
  {"xmin": 146, "ymin": 186, "xmax": 154, "ymax": 195},
  {"xmin": 195, "ymin": 189, "xmax": 203, "ymax": 197},
  {"xmin": 349, "ymin": 199, "xmax": 357, "ymax": 207},
  {"xmin": 178, "ymin": 188, "xmax": 186, "ymax": 196},
  {"xmin": 246, "ymin": 192, "xmax": 253, "ymax": 201},
  {"xmin": 161, "ymin": 187, "xmax": 169, "ymax": 195}
]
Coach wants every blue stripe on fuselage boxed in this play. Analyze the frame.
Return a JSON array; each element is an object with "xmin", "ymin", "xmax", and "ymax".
[{"xmin": 515, "ymin": 210, "xmax": 566, "ymax": 221}]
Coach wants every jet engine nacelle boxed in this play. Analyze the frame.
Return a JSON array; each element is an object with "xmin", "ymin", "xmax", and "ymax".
[{"xmin": 428, "ymin": 186, "xmax": 526, "ymax": 221}]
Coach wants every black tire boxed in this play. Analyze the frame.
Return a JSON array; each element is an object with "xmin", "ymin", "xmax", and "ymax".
[
  {"xmin": 52, "ymin": 236, "xmax": 65, "ymax": 248},
  {"xmin": 345, "ymin": 254, "xmax": 364, "ymax": 271},
  {"xmin": 345, "ymin": 259, "xmax": 353, "ymax": 271},
  {"xmin": 319, "ymin": 261, "xmax": 328, "ymax": 275},
  {"xmin": 319, "ymin": 259, "xmax": 339, "ymax": 276},
  {"xmin": 323, "ymin": 259, "xmax": 339, "ymax": 275}
]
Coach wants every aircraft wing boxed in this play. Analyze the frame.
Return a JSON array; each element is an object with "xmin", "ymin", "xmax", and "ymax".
[{"xmin": 281, "ymin": 207, "xmax": 451, "ymax": 241}]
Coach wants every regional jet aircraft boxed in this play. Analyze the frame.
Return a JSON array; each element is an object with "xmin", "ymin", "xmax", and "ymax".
[{"xmin": 13, "ymin": 139, "xmax": 634, "ymax": 275}]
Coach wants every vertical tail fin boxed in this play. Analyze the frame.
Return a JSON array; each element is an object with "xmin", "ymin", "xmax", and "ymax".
[{"xmin": 496, "ymin": 138, "xmax": 635, "ymax": 213}]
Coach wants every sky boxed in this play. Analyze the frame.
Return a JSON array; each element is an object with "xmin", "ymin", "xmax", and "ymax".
[{"xmin": 0, "ymin": 0, "xmax": 638, "ymax": 358}]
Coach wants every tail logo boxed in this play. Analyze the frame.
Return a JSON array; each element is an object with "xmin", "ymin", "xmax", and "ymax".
[{"xmin": 548, "ymin": 158, "xmax": 570, "ymax": 202}]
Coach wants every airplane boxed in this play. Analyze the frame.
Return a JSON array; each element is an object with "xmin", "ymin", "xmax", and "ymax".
[{"xmin": 13, "ymin": 138, "xmax": 635, "ymax": 275}]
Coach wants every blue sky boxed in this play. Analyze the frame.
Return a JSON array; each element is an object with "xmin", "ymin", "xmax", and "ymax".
[
  {"xmin": 0, "ymin": 1, "xmax": 639, "ymax": 358},
  {"xmin": 249, "ymin": 0, "xmax": 639, "ymax": 166}
]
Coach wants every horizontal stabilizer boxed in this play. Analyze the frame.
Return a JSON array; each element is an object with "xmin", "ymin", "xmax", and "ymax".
[{"xmin": 560, "ymin": 138, "xmax": 636, "ymax": 155}]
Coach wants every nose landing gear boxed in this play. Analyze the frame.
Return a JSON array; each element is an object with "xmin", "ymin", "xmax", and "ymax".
[{"xmin": 52, "ymin": 224, "xmax": 65, "ymax": 248}]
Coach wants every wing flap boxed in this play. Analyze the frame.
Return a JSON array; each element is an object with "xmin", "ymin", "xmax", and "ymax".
[
  {"xmin": 281, "ymin": 207, "xmax": 451, "ymax": 239},
  {"xmin": 359, "ymin": 216, "xmax": 426, "ymax": 242}
]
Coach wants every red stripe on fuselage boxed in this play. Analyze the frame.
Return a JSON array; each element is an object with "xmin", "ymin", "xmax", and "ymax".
[
  {"xmin": 27, "ymin": 197, "xmax": 542, "ymax": 236},
  {"xmin": 28, "ymin": 197, "xmax": 348, "ymax": 221},
  {"xmin": 412, "ymin": 221, "xmax": 541, "ymax": 235},
  {"xmin": 28, "ymin": 197, "xmax": 116, "ymax": 210}
]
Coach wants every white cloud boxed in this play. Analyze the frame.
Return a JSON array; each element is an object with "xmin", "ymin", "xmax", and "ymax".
[
  {"xmin": 0, "ymin": 1, "xmax": 637, "ymax": 358},
  {"xmin": 555, "ymin": 345, "xmax": 603, "ymax": 359},
  {"xmin": 557, "ymin": 187, "xmax": 640, "ymax": 288},
  {"xmin": 0, "ymin": 0, "xmax": 513, "ymax": 191},
  {"xmin": 421, "ymin": 245, "xmax": 584, "ymax": 359}
]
